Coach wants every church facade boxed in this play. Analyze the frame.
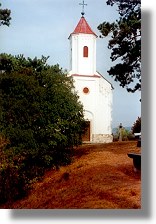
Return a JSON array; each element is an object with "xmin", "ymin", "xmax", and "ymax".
[{"xmin": 68, "ymin": 15, "xmax": 113, "ymax": 143}]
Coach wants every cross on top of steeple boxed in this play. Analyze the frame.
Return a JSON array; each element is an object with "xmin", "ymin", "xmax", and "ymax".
[{"xmin": 79, "ymin": 0, "xmax": 87, "ymax": 16}]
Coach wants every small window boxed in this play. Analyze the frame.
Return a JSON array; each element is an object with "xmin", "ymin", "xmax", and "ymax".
[{"xmin": 83, "ymin": 46, "xmax": 88, "ymax": 57}]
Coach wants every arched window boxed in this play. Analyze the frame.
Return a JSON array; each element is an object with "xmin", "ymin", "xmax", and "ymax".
[{"xmin": 83, "ymin": 46, "xmax": 88, "ymax": 57}]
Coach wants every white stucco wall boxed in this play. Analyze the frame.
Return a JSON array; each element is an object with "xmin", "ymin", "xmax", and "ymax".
[
  {"xmin": 96, "ymin": 75, "xmax": 113, "ymax": 135},
  {"xmin": 72, "ymin": 75, "xmax": 113, "ymax": 142},
  {"xmin": 69, "ymin": 34, "xmax": 96, "ymax": 75}
]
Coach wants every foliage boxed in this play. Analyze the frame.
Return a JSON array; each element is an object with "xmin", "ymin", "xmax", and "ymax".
[
  {"xmin": 0, "ymin": 54, "xmax": 85, "ymax": 155},
  {"xmin": 131, "ymin": 117, "xmax": 141, "ymax": 134},
  {"xmin": 113, "ymin": 127, "xmax": 134, "ymax": 141},
  {"xmin": 0, "ymin": 136, "xmax": 28, "ymax": 203},
  {"xmin": 98, "ymin": 0, "xmax": 141, "ymax": 93},
  {"xmin": 0, "ymin": 160, "xmax": 29, "ymax": 204},
  {"xmin": 0, "ymin": 2, "xmax": 11, "ymax": 26},
  {"xmin": 0, "ymin": 54, "xmax": 85, "ymax": 203}
]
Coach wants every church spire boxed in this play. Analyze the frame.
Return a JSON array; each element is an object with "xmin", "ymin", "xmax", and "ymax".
[
  {"xmin": 71, "ymin": 16, "xmax": 97, "ymax": 37},
  {"xmin": 79, "ymin": 0, "xmax": 87, "ymax": 17}
]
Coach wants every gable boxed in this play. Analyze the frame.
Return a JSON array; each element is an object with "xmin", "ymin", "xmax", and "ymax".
[{"xmin": 96, "ymin": 71, "xmax": 114, "ymax": 90}]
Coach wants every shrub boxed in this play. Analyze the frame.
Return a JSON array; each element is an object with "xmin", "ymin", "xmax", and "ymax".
[
  {"xmin": 0, "ymin": 143, "xmax": 29, "ymax": 204},
  {"xmin": 113, "ymin": 127, "xmax": 135, "ymax": 141},
  {"xmin": 131, "ymin": 117, "xmax": 141, "ymax": 134},
  {"xmin": 0, "ymin": 54, "xmax": 86, "ymax": 204},
  {"xmin": 0, "ymin": 54, "xmax": 85, "ymax": 163}
]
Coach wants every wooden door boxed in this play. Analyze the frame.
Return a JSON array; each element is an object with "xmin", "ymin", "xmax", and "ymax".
[{"xmin": 82, "ymin": 121, "xmax": 90, "ymax": 142}]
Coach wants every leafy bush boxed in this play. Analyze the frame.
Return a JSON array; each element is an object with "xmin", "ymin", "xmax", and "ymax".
[
  {"xmin": 0, "ymin": 54, "xmax": 85, "ymax": 204},
  {"xmin": 0, "ymin": 54, "xmax": 85, "ymax": 158},
  {"xmin": 0, "ymin": 141, "xmax": 28, "ymax": 203},
  {"xmin": 113, "ymin": 127, "xmax": 135, "ymax": 141},
  {"xmin": 131, "ymin": 117, "xmax": 141, "ymax": 134},
  {"xmin": 0, "ymin": 163, "xmax": 28, "ymax": 204}
]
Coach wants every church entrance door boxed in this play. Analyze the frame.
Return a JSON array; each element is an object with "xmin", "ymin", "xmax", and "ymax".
[{"xmin": 82, "ymin": 121, "xmax": 90, "ymax": 142}]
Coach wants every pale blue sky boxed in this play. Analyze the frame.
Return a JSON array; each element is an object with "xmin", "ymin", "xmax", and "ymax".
[{"xmin": 0, "ymin": 0, "xmax": 141, "ymax": 128}]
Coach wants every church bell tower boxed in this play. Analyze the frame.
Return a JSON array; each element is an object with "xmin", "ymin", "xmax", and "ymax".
[
  {"xmin": 68, "ymin": 1, "xmax": 113, "ymax": 143},
  {"xmin": 68, "ymin": 15, "xmax": 97, "ymax": 76}
]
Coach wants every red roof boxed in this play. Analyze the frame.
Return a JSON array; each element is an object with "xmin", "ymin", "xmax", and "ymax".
[{"xmin": 71, "ymin": 16, "xmax": 97, "ymax": 37}]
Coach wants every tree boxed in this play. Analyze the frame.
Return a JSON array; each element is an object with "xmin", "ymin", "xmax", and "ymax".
[
  {"xmin": 113, "ymin": 125, "xmax": 134, "ymax": 141},
  {"xmin": 98, "ymin": 0, "xmax": 141, "ymax": 93},
  {"xmin": 0, "ymin": 54, "xmax": 85, "ymax": 167},
  {"xmin": 0, "ymin": 2, "xmax": 11, "ymax": 26},
  {"xmin": 131, "ymin": 117, "xmax": 141, "ymax": 134}
]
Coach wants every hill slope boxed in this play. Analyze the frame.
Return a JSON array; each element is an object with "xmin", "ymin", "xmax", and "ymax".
[{"xmin": 1, "ymin": 141, "xmax": 141, "ymax": 209}]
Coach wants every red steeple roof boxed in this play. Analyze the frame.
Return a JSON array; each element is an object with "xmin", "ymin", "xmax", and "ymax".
[{"xmin": 71, "ymin": 16, "xmax": 97, "ymax": 37}]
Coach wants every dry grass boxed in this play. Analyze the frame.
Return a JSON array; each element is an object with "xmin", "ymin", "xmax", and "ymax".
[{"xmin": 1, "ymin": 141, "xmax": 141, "ymax": 209}]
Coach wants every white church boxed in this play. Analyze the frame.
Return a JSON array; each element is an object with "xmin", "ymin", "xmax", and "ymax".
[{"xmin": 68, "ymin": 8, "xmax": 113, "ymax": 143}]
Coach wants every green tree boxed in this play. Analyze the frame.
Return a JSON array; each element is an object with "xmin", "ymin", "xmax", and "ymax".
[
  {"xmin": 0, "ymin": 54, "xmax": 85, "ymax": 167},
  {"xmin": 0, "ymin": 2, "xmax": 11, "ymax": 26},
  {"xmin": 113, "ymin": 126, "xmax": 134, "ymax": 141},
  {"xmin": 98, "ymin": 0, "xmax": 141, "ymax": 93},
  {"xmin": 131, "ymin": 117, "xmax": 141, "ymax": 134}
]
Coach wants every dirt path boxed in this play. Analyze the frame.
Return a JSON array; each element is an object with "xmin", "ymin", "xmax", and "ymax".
[{"xmin": 2, "ymin": 141, "xmax": 141, "ymax": 209}]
